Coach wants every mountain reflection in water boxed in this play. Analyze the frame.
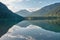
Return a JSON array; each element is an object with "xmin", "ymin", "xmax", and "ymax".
[
  {"xmin": 0, "ymin": 24, "xmax": 60, "ymax": 40},
  {"xmin": 0, "ymin": 18, "xmax": 60, "ymax": 40},
  {"xmin": 17, "ymin": 18, "xmax": 60, "ymax": 32}
]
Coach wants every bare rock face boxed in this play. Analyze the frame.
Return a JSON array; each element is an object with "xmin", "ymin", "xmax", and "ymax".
[{"xmin": 0, "ymin": 2, "xmax": 24, "ymax": 37}]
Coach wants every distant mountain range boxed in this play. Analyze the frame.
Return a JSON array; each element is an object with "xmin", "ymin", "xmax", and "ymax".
[
  {"xmin": 16, "ymin": 3, "xmax": 60, "ymax": 17},
  {"xmin": 16, "ymin": 10, "xmax": 31, "ymax": 17}
]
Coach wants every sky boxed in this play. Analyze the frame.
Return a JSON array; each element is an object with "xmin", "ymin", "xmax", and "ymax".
[{"xmin": 0, "ymin": 0, "xmax": 60, "ymax": 12}]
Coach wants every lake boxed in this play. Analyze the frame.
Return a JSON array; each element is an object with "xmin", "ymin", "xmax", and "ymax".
[{"xmin": 0, "ymin": 18, "xmax": 60, "ymax": 40}]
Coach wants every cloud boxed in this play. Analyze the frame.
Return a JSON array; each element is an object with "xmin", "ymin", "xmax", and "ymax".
[
  {"xmin": 0, "ymin": 0, "xmax": 41, "ymax": 12},
  {"xmin": 0, "ymin": 0, "xmax": 30, "ymax": 4},
  {"xmin": 0, "ymin": 0, "xmax": 42, "ymax": 12},
  {"xmin": 26, "ymin": 0, "xmax": 31, "ymax": 1},
  {"xmin": 7, "ymin": 5, "xmax": 22, "ymax": 12},
  {"xmin": 26, "ymin": 8, "xmax": 40, "ymax": 12},
  {"xmin": 0, "ymin": 0, "xmax": 29, "ymax": 12},
  {"xmin": 39, "ymin": 1, "xmax": 42, "ymax": 4},
  {"xmin": 0, "ymin": 0, "xmax": 23, "ymax": 3},
  {"xmin": 0, "ymin": 0, "xmax": 16, "ymax": 12},
  {"xmin": 0, "ymin": 0, "xmax": 15, "ymax": 4}
]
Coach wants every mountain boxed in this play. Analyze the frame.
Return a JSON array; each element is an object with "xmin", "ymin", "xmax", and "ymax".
[
  {"xmin": 16, "ymin": 10, "xmax": 32, "ymax": 17},
  {"xmin": 0, "ymin": 2, "xmax": 24, "ymax": 37},
  {"xmin": 29, "ymin": 3, "xmax": 60, "ymax": 17},
  {"xmin": 16, "ymin": 3, "xmax": 60, "ymax": 17}
]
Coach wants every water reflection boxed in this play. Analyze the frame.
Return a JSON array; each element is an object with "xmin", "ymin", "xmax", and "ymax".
[
  {"xmin": 1, "ymin": 18, "xmax": 60, "ymax": 40},
  {"xmin": 17, "ymin": 18, "xmax": 60, "ymax": 32},
  {"xmin": 0, "ymin": 17, "xmax": 60, "ymax": 40},
  {"xmin": 0, "ymin": 25, "xmax": 60, "ymax": 40}
]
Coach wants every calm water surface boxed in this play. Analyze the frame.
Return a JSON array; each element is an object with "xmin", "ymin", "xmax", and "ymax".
[{"xmin": 1, "ymin": 18, "xmax": 60, "ymax": 40}]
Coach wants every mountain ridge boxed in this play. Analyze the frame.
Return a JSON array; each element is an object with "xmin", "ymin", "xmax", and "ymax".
[
  {"xmin": 16, "ymin": 10, "xmax": 32, "ymax": 17},
  {"xmin": 0, "ymin": 2, "xmax": 24, "ymax": 37},
  {"xmin": 16, "ymin": 3, "xmax": 60, "ymax": 17}
]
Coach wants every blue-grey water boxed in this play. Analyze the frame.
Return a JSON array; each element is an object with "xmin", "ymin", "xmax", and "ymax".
[
  {"xmin": 17, "ymin": 18, "xmax": 60, "ymax": 32},
  {"xmin": 0, "ymin": 18, "xmax": 60, "ymax": 40}
]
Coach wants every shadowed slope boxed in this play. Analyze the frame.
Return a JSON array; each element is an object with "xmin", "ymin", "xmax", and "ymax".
[{"xmin": 0, "ymin": 2, "xmax": 24, "ymax": 37}]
